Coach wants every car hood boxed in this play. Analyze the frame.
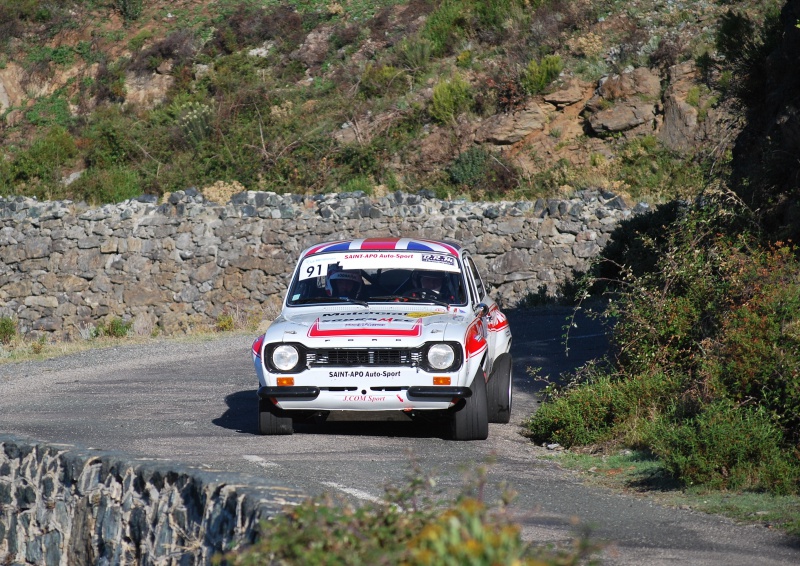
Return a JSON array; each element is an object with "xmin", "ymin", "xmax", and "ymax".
[{"xmin": 267, "ymin": 307, "xmax": 472, "ymax": 347}]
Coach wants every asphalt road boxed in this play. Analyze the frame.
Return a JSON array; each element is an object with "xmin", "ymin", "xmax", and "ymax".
[{"xmin": 1, "ymin": 307, "xmax": 799, "ymax": 565}]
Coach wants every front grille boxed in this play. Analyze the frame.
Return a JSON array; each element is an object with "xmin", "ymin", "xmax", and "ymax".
[{"xmin": 307, "ymin": 348, "xmax": 422, "ymax": 367}]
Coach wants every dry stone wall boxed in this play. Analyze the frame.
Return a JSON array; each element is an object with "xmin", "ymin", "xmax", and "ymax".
[
  {"xmin": 0, "ymin": 435, "xmax": 305, "ymax": 565},
  {"xmin": 0, "ymin": 190, "xmax": 647, "ymax": 338}
]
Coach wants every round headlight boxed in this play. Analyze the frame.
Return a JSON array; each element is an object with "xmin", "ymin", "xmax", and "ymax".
[
  {"xmin": 427, "ymin": 343, "xmax": 455, "ymax": 370},
  {"xmin": 272, "ymin": 344, "xmax": 299, "ymax": 371}
]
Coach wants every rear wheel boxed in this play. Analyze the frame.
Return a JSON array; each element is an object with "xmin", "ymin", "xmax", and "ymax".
[
  {"xmin": 258, "ymin": 398, "xmax": 293, "ymax": 435},
  {"xmin": 487, "ymin": 354, "xmax": 513, "ymax": 424},
  {"xmin": 450, "ymin": 370, "xmax": 489, "ymax": 440}
]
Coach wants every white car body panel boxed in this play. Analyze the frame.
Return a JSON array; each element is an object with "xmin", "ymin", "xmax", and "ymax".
[{"xmin": 251, "ymin": 238, "xmax": 511, "ymax": 423}]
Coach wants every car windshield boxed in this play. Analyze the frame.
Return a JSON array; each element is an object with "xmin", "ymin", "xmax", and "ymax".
[{"xmin": 286, "ymin": 250, "xmax": 468, "ymax": 307}]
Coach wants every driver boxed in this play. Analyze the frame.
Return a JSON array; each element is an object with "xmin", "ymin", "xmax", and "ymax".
[
  {"xmin": 326, "ymin": 270, "xmax": 362, "ymax": 299},
  {"xmin": 416, "ymin": 270, "xmax": 445, "ymax": 295}
]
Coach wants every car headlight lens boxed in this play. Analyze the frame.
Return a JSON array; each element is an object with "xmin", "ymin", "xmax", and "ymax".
[
  {"xmin": 427, "ymin": 343, "xmax": 455, "ymax": 370},
  {"xmin": 272, "ymin": 344, "xmax": 300, "ymax": 371}
]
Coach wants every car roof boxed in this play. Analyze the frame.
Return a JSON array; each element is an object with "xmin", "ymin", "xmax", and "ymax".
[{"xmin": 302, "ymin": 238, "xmax": 462, "ymax": 259}]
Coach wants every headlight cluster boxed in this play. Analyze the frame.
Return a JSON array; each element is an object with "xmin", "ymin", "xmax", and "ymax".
[
  {"xmin": 266, "ymin": 344, "xmax": 303, "ymax": 372},
  {"xmin": 426, "ymin": 343, "xmax": 456, "ymax": 370}
]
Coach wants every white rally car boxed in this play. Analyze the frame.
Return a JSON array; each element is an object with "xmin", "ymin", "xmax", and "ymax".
[{"xmin": 251, "ymin": 238, "xmax": 512, "ymax": 440}]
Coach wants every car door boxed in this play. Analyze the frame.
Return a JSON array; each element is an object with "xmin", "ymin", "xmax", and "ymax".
[{"xmin": 463, "ymin": 253, "xmax": 496, "ymax": 377}]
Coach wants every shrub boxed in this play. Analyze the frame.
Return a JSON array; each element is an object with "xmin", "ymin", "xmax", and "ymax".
[
  {"xmin": 528, "ymin": 192, "xmax": 800, "ymax": 492},
  {"xmin": 0, "ymin": 316, "xmax": 16, "ymax": 344},
  {"xmin": 520, "ymin": 55, "xmax": 563, "ymax": 95},
  {"xmin": 448, "ymin": 146, "xmax": 520, "ymax": 198},
  {"xmin": 646, "ymin": 401, "xmax": 800, "ymax": 493},
  {"xmin": 7, "ymin": 126, "xmax": 77, "ymax": 186},
  {"xmin": 449, "ymin": 146, "xmax": 490, "ymax": 187},
  {"xmin": 396, "ymin": 36, "xmax": 432, "ymax": 75},
  {"xmin": 215, "ymin": 465, "xmax": 596, "ymax": 565},
  {"xmin": 69, "ymin": 165, "xmax": 142, "ymax": 204},
  {"xmin": 175, "ymin": 101, "xmax": 214, "ymax": 147},
  {"xmin": 116, "ymin": 0, "xmax": 143, "ymax": 22},
  {"xmin": 360, "ymin": 64, "xmax": 408, "ymax": 98},
  {"xmin": 215, "ymin": 314, "xmax": 235, "ymax": 332},
  {"xmin": 23, "ymin": 91, "xmax": 74, "ymax": 128},
  {"xmin": 101, "ymin": 317, "xmax": 133, "ymax": 338},
  {"xmin": 430, "ymin": 74, "xmax": 471, "ymax": 124}
]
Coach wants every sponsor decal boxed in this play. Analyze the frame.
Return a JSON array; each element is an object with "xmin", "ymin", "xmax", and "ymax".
[
  {"xmin": 465, "ymin": 319, "xmax": 487, "ymax": 359},
  {"xmin": 328, "ymin": 370, "xmax": 401, "ymax": 378},
  {"xmin": 421, "ymin": 253, "xmax": 456, "ymax": 266},
  {"xmin": 308, "ymin": 318, "xmax": 423, "ymax": 338},
  {"xmin": 487, "ymin": 306, "xmax": 510, "ymax": 332},
  {"xmin": 342, "ymin": 395, "xmax": 388, "ymax": 402},
  {"xmin": 404, "ymin": 311, "xmax": 442, "ymax": 318}
]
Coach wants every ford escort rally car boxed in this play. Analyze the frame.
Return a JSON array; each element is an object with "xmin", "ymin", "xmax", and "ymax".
[{"xmin": 251, "ymin": 238, "xmax": 513, "ymax": 440}]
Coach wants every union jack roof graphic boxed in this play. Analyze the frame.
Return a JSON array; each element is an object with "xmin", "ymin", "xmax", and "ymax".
[{"xmin": 304, "ymin": 238, "xmax": 460, "ymax": 257}]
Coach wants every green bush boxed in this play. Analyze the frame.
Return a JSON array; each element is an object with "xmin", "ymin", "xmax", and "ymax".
[
  {"xmin": 23, "ymin": 91, "xmax": 74, "ymax": 128},
  {"xmin": 528, "ymin": 193, "xmax": 800, "ymax": 493},
  {"xmin": 447, "ymin": 146, "xmax": 520, "ymax": 198},
  {"xmin": 116, "ymin": 0, "xmax": 143, "ymax": 22},
  {"xmin": 449, "ymin": 146, "xmax": 490, "ymax": 187},
  {"xmin": 397, "ymin": 36, "xmax": 432, "ymax": 75},
  {"xmin": 0, "ymin": 316, "xmax": 16, "ymax": 344},
  {"xmin": 646, "ymin": 401, "xmax": 800, "ymax": 493},
  {"xmin": 215, "ymin": 313, "xmax": 235, "ymax": 332},
  {"xmin": 360, "ymin": 63, "xmax": 408, "ymax": 98},
  {"xmin": 430, "ymin": 74, "xmax": 471, "ymax": 124},
  {"xmin": 69, "ymin": 165, "xmax": 142, "ymax": 204},
  {"xmin": 7, "ymin": 126, "xmax": 77, "ymax": 186},
  {"xmin": 101, "ymin": 317, "xmax": 133, "ymax": 338},
  {"xmin": 520, "ymin": 55, "xmax": 563, "ymax": 95}
]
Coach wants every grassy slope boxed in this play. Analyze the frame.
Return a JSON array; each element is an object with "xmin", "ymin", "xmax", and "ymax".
[{"xmin": 0, "ymin": 0, "xmax": 777, "ymax": 204}]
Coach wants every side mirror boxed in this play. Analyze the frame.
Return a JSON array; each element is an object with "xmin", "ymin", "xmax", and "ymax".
[{"xmin": 476, "ymin": 303, "xmax": 490, "ymax": 318}]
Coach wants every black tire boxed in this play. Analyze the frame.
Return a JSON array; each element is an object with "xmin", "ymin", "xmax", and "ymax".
[
  {"xmin": 450, "ymin": 369, "xmax": 489, "ymax": 440},
  {"xmin": 258, "ymin": 398, "xmax": 293, "ymax": 435},
  {"xmin": 487, "ymin": 353, "xmax": 513, "ymax": 424}
]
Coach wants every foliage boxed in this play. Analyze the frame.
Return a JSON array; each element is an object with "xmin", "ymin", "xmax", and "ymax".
[
  {"xmin": 360, "ymin": 64, "xmax": 408, "ymax": 98},
  {"xmin": 520, "ymin": 55, "xmax": 563, "ymax": 95},
  {"xmin": 216, "ymin": 463, "xmax": 597, "ymax": 565},
  {"xmin": 100, "ymin": 317, "xmax": 133, "ymax": 338},
  {"xmin": 646, "ymin": 401, "xmax": 799, "ymax": 493},
  {"xmin": 0, "ymin": 316, "xmax": 16, "ymax": 344},
  {"xmin": 215, "ymin": 313, "xmax": 235, "ymax": 332},
  {"xmin": 527, "ymin": 191, "xmax": 800, "ymax": 494},
  {"xmin": 116, "ymin": 0, "xmax": 143, "ymax": 22},
  {"xmin": 612, "ymin": 136, "xmax": 706, "ymax": 201},
  {"xmin": 421, "ymin": 0, "xmax": 530, "ymax": 57},
  {"xmin": 69, "ymin": 165, "xmax": 142, "ymax": 204},
  {"xmin": 3, "ymin": 126, "xmax": 77, "ymax": 189},
  {"xmin": 448, "ymin": 146, "xmax": 520, "ymax": 198},
  {"xmin": 430, "ymin": 74, "xmax": 471, "ymax": 124},
  {"xmin": 23, "ymin": 91, "xmax": 74, "ymax": 128}
]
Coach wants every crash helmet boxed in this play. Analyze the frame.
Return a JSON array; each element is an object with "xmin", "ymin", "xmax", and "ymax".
[
  {"xmin": 413, "ymin": 270, "xmax": 445, "ymax": 291},
  {"xmin": 326, "ymin": 269, "xmax": 362, "ymax": 298}
]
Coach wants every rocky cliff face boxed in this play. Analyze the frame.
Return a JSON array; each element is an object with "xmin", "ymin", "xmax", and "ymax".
[{"xmin": 730, "ymin": 0, "xmax": 800, "ymax": 242}]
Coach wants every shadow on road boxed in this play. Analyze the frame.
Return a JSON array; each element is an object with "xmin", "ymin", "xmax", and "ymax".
[
  {"xmin": 213, "ymin": 388, "xmax": 447, "ymax": 438},
  {"xmin": 213, "ymin": 389, "xmax": 259, "ymax": 434},
  {"xmin": 504, "ymin": 305, "xmax": 610, "ymax": 395},
  {"xmin": 213, "ymin": 306, "xmax": 610, "ymax": 437}
]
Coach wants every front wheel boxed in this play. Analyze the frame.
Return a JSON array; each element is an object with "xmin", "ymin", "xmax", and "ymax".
[
  {"xmin": 258, "ymin": 398, "xmax": 293, "ymax": 435},
  {"xmin": 487, "ymin": 353, "xmax": 513, "ymax": 424},
  {"xmin": 449, "ymin": 370, "xmax": 489, "ymax": 440}
]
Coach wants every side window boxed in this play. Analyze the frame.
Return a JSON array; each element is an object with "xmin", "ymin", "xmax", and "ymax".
[{"xmin": 467, "ymin": 257, "xmax": 486, "ymax": 300}]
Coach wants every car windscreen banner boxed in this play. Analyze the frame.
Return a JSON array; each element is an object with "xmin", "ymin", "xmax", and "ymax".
[{"xmin": 298, "ymin": 251, "xmax": 460, "ymax": 280}]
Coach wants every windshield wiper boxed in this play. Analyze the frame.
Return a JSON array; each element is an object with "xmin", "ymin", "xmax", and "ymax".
[{"xmin": 292, "ymin": 297, "xmax": 369, "ymax": 307}]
